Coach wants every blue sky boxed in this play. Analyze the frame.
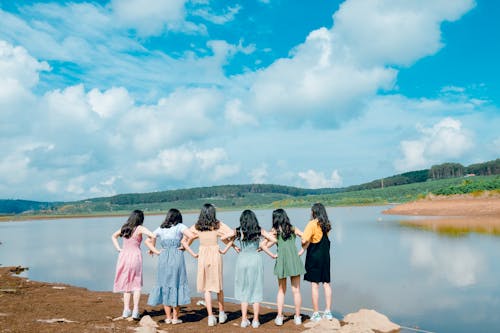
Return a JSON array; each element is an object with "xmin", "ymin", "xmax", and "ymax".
[{"xmin": 0, "ymin": 0, "xmax": 499, "ymax": 201}]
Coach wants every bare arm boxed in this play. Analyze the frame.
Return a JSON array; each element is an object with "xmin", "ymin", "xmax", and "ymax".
[
  {"xmin": 260, "ymin": 239, "xmax": 277, "ymax": 259},
  {"xmin": 145, "ymin": 237, "xmax": 161, "ymax": 255},
  {"xmin": 181, "ymin": 228, "xmax": 198, "ymax": 258},
  {"xmin": 294, "ymin": 227, "xmax": 303, "ymax": 238},
  {"xmin": 298, "ymin": 240, "xmax": 309, "ymax": 256},
  {"xmin": 261, "ymin": 229, "xmax": 277, "ymax": 243},
  {"xmin": 219, "ymin": 239, "xmax": 234, "ymax": 255},
  {"xmin": 111, "ymin": 229, "xmax": 121, "ymax": 252},
  {"xmin": 137, "ymin": 226, "xmax": 160, "ymax": 254},
  {"xmin": 182, "ymin": 225, "xmax": 198, "ymax": 247}
]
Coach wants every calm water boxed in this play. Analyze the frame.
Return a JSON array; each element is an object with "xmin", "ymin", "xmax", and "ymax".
[{"xmin": 1, "ymin": 206, "xmax": 499, "ymax": 333}]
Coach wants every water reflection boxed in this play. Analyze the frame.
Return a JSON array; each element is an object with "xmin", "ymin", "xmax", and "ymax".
[
  {"xmin": 400, "ymin": 217, "xmax": 500, "ymax": 237},
  {"xmin": 1, "ymin": 207, "xmax": 500, "ymax": 333},
  {"xmin": 404, "ymin": 234, "xmax": 484, "ymax": 287}
]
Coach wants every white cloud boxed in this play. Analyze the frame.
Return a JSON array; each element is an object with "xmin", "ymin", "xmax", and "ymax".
[
  {"xmin": 493, "ymin": 137, "xmax": 500, "ymax": 153},
  {"xmin": 406, "ymin": 235, "xmax": 483, "ymax": 287},
  {"xmin": 224, "ymin": 99, "xmax": 258, "ymax": 126},
  {"xmin": 110, "ymin": 0, "xmax": 189, "ymax": 36},
  {"xmin": 236, "ymin": 0, "xmax": 474, "ymax": 127},
  {"xmin": 0, "ymin": 40, "xmax": 49, "ymax": 131},
  {"xmin": 332, "ymin": 0, "xmax": 475, "ymax": 66},
  {"xmin": 88, "ymin": 87, "xmax": 134, "ymax": 118},
  {"xmin": 213, "ymin": 164, "xmax": 240, "ymax": 180},
  {"xmin": 250, "ymin": 164, "xmax": 268, "ymax": 184},
  {"xmin": 298, "ymin": 169, "xmax": 343, "ymax": 188},
  {"xmin": 395, "ymin": 118, "xmax": 474, "ymax": 171},
  {"xmin": 137, "ymin": 145, "xmax": 232, "ymax": 181},
  {"xmin": 192, "ymin": 5, "xmax": 241, "ymax": 25}
]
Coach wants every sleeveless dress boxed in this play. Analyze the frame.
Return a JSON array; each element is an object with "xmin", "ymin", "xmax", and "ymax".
[
  {"xmin": 274, "ymin": 232, "xmax": 305, "ymax": 279},
  {"xmin": 148, "ymin": 225, "xmax": 190, "ymax": 306},
  {"xmin": 304, "ymin": 231, "xmax": 331, "ymax": 283},
  {"xmin": 196, "ymin": 230, "xmax": 223, "ymax": 292},
  {"xmin": 113, "ymin": 229, "xmax": 143, "ymax": 292},
  {"xmin": 234, "ymin": 238, "xmax": 263, "ymax": 303}
]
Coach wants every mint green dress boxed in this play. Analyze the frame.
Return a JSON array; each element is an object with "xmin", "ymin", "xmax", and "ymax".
[
  {"xmin": 274, "ymin": 232, "xmax": 305, "ymax": 279},
  {"xmin": 234, "ymin": 239, "xmax": 263, "ymax": 303}
]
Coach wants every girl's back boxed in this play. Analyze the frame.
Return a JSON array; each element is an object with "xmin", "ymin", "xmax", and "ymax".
[{"xmin": 274, "ymin": 232, "xmax": 305, "ymax": 279}]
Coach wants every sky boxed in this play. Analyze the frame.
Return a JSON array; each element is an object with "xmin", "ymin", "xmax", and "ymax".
[{"xmin": 0, "ymin": 0, "xmax": 499, "ymax": 202}]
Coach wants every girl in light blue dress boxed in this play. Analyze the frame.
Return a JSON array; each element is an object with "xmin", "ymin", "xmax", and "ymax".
[
  {"xmin": 147, "ymin": 209, "xmax": 197, "ymax": 325},
  {"xmin": 233, "ymin": 210, "xmax": 276, "ymax": 328}
]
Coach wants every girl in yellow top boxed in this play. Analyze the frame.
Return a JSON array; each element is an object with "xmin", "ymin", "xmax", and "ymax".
[{"xmin": 301, "ymin": 203, "xmax": 333, "ymax": 322}]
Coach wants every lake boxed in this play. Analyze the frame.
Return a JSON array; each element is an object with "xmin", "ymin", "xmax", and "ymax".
[{"xmin": 1, "ymin": 206, "xmax": 499, "ymax": 333}]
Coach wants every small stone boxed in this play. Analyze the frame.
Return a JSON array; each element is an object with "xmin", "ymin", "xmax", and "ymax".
[
  {"xmin": 52, "ymin": 286, "xmax": 66, "ymax": 290},
  {"xmin": 303, "ymin": 318, "xmax": 341, "ymax": 332},
  {"xmin": 138, "ymin": 315, "xmax": 158, "ymax": 328},
  {"xmin": 36, "ymin": 318, "xmax": 77, "ymax": 324},
  {"xmin": 133, "ymin": 327, "xmax": 156, "ymax": 333},
  {"xmin": 343, "ymin": 309, "xmax": 400, "ymax": 333},
  {"xmin": 338, "ymin": 323, "xmax": 374, "ymax": 333}
]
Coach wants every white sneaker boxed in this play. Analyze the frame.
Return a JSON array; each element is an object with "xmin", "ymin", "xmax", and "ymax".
[
  {"xmin": 208, "ymin": 315, "xmax": 217, "ymax": 326},
  {"xmin": 323, "ymin": 310, "xmax": 334, "ymax": 320},
  {"xmin": 252, "ymin": 320, "xmax": 260, "ymax": 328},
  {"xmin": 294, "ymin": 315, "xmax": 302, "ymax": 325},
  {"xmin": 310, "ymin": 311, "xmax": 321, "ymax": 322},
  {"xmin": 122, "ymin": 309, "xmax": 132, "ymax": 318},
  {"xmin": 132, "ymin": 310, "xmax": 140, "ymax": 320},
  {"xmin": 219, "ymin": 311, "xmax": 227, "ymax": 324},
  {"xmin": 240, "ymin": 319, "xmax": 250, "ymax": 328},
  {"xmin": 274, "ymin": 315, "xmax": 283, "ymax": 326}
]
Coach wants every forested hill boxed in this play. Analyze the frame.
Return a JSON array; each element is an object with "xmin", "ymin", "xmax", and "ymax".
[
  {"xmin": 86, "ymin": 184, "xmax": 341, "ymax": 205},
  {"xmin": 1, "ymin": 158, "xmax": 498, "ymax": 215}
]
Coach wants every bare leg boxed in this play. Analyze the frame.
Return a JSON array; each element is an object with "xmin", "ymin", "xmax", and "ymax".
[
  {"xmin": 204, "ymin": 291, "xmax": 213, "ymax": 316},
  {"xmin": 252, "ymin": 302, "xmax": 260, "ymax": 323},
  {"xmin": 164, "ymin": 305, "xmax": 172, "ymax": 321},
  {"xmin": 241, "ymin": 302, "xmax": 248, "ymax": 321},
  {"xmin": 123, "ymin": 292, "xmax": 131, "ymax": 312},
  {"xmin": 218, "ymin": 289, "xmax": 225, "ymax": 312},
  {"xmin": 173, "ymin": 306, "xmax": 180, "ymax": 321},
  {"xmin": 276, "ymin": 278, "xmax": 287, "ymax": 317},
  {"xmin": 324, "ymin": 282, "xmax": 332, "ymax": 311},
  {"xmin": 291, "ymin": 275, "xmax": 302, "ymax": 317},
  {"xmin": 132, "ymin": 290, "xmax": 141, "ymax": 313},
  {"xmin": 311, "ymin": 282, "xmax": 320, "ymax": 312}
]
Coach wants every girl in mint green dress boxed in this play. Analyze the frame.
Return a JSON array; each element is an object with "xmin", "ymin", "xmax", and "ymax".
[
  {"xmin": 262, "ymin": 208, "xmax": 306, "ymax": 326},
  {"xmin": 233, "ymin": 210, "xmax": 276, "ymax": 328}
]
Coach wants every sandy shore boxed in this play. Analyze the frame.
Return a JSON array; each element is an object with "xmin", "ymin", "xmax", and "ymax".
[
  {"xmin": 0, "ymin": 266, "xmax": 306, "ymax": 333},
  {"xmin": 0, "ymin": 267, "xmax": 404, "ymax": 333},
  {"xmin": 383, "ymin": 192, "xmax": 500, "ymax": 235}
]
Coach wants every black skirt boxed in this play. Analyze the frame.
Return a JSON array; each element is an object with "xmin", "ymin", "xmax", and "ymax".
[{"xmin": 304, "ymin": 232, "xmax": 331, "ymax": 283}]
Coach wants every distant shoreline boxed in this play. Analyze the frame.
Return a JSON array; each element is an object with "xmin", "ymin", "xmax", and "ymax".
[
  {"xmin": 383, "ymin": 192, "xmax": 500, "ymax": 235},
  {"xmin": 0, "ymin": 203, "xmax": 390, "ymax": 223}
]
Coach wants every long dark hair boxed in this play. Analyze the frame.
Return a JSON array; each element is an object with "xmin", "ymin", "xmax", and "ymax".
[
  {"xmin": 195, "ymin": 203, "xmax": 220, "ymax": 231},
  {"xmin": 311, "ymin": 203, "xmax": 331, "ymax": 233},
  {"xmin": 120, "ymin": 209, "xmax": 144, "ymax": 239},
  {"xmin": 160, "ymin": 208, "xmax": 183, "ymax": 229},
  {"xmin": 236, "ymin": 209, "xmax": 261, "ymax": 242},
  {"xmin": 272, "ymin": 208, "xmax": 293, "ymax": 240}
]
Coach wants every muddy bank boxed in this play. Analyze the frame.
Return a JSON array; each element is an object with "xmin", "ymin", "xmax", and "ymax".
[
  {"xmin": 383, "ymin": 193, "xmax": 500, "ymax": 235},
  {"xmin": 0, "ymin": 267, "xmax": 402, "ymax": 333}
]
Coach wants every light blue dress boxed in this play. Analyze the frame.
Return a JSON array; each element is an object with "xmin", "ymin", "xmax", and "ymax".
[
  {"xmin": 147, "ymin": 224, "xmax": 190, "ymax": 307},
  {"xmin": 234, "ymin": 238, "xmax": 263, "ymax": 303}
]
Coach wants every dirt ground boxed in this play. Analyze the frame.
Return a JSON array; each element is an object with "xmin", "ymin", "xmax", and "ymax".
[
  {"xmin": 0, "ymin": 266, "xmax": 307, "ymax": 333},
  {"xmin": 383, "ymin": 192, "xmax": 500, "ymax": 234}
]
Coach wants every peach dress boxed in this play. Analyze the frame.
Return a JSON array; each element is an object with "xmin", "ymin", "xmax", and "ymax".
[{"xmin": 196, "ymin": 230, "xmax": 223, "ymax": 292}]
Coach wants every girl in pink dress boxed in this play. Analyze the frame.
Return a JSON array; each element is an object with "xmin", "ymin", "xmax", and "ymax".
[{"xmin": 111, "ymin": 210, "xmax": 156, "ymax": 320}]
